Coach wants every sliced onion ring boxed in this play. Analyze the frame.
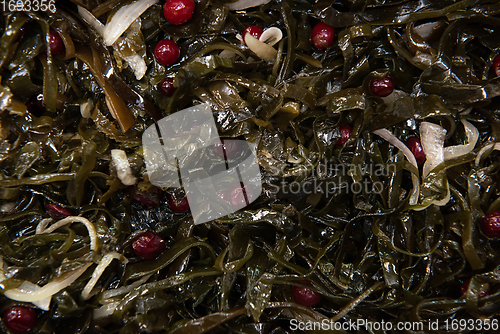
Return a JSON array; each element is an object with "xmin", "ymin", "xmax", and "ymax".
[
  {"xmin": 3, "ymin": 263, "xmax": 92, "ymax": 302},
  {"xmin": 419, "ymin": 121, "xmax": 450, "ymax": 207},
  {"xmin": 7, "ymin": 282, "xmax": 52, "ymax": 311},
  {"xmin": 82, "ymin": 252, "xmax": 127, "ymax": 300},
  {"xmin": 420, "ymin": 122, "xmax": 447, "ymax": 178},
  {"xmin": 259, "ymin": 27, "xmax": 283, "ymax": 47},
  {"xmin": 111, "ymin": 149, "xmax": 138, "ymax": 186},
  {"xmin": 373, "ymin": 128, "xmax": 420, "ymax": 205},
  {"xmin": 444, "ymin": 120, "xmax": 479, "ymax": 161},
  {"xmin": 102, "ymin": 0, "xmax": 158, "ymax": 46},
  {"xmin": 78, "ymin": 6, "xmax": 105, "ymax": 35},
  {"xmin": 244, "ymin": 33, "xmax": 277, "ymax": 62},
  {"xmin": 39, "ymin": 216, "xmax": 98, "ymax": 251}
]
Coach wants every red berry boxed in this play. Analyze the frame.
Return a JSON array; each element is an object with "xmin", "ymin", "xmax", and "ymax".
[
  {"xmin": 369, "ymin": 76, "xmax": 395, "ymax": 97},
  {"xmin": 310, "ymin": 22, "xmax": 335, "ymax": 49},
  {"xmin": 26, "ymin": 93, "xmax": 46, "ymax": 117},
  {"xmin": 406, "ymin": 137, "xmax": 426, "ymax": 166},
  {"xmin": 335, "ymin": 125, "xmax": 352, "ymax": 148},
  {"xmin": 291, "ymin": 280, "xmax": 322, "ymax": 307},
  {"xmin": 212, "ymin": 137, "xmax": 241, "ymax": 160},
  {"xmin": 460, "ymin": 279, "xmax": 489, "ymax": 298},
  {"xmin": 228, "ymin": 183, "xmax": 253, "ymax": 209},
  {"xmin": 242, "ymin": 25, "xmax": 263, "ymax": 45},
  {"xmin": 154, "ymin": 39, "xmax": 180, "ymax": 66},
  {"xmin": 49, "ymin": 29, "xmax": 64, "ymax": 55},
  {"xmin": 492, "ymin": 55, "xmax": 500, "ymax": 77},
  {"xmin": 132, "ymin": 231, "xmax": 166, "ymax": 260},
  {"xmin": 3, "ymin": 306, "xmax": 36, "ymax": 334},
  {"xmin": 482, "ymin": 211, "xmax": 500, "ymax": 238},
  {"xmin": 159, "ymin": 77, "xmax": 177, "ymax": 97},
  {"xmin": 163, "ymin": 0, "xmax": 195, "ymax": 25},
  {"xmin": 45, "ymin": 203, "xmax": 71, "ymax": 218},
  {"xmin": 167, "ymin": 194, "xmax": 190, "ymax": 213}
]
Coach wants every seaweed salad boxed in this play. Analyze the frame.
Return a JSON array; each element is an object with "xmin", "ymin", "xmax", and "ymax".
[{"xmin": 1, "ymin": 0, "xmax": 500, "ymax": 333}]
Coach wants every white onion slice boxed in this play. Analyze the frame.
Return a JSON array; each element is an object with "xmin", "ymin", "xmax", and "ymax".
[
  {"xmin": 3, "ymin": 263, "xmax": 92, "ymax": 302},
  {"xmin": 259, "ymin": 27, "xmax": 283, "ymax": 47},
  {"xmin": 227, "ymin": 0, "xmax": 271, "ymax": 10},
  {"xmin": 40, "ymin": 216, "xmax": 98, "ymax": 251},
  {"xmin": 79, "ymin": 4, "xmax": 148, "ymax": 80},
  {"xmin": 413, "ymin": 21, "xmax": 441, "ymax": 40},
  {"xmin": 94, "ymin": 301, "xmax": 121, "ymax": 319},
  {"xmin": 82, "ymin": 253, "xmax": 127, "ymax": 300},
  {"xmin": 419, "ymin": 121, "xmax": 450, "ymax": 207},
  {"xmin": 36, "ymin": 218, "xmax": 53, "ymax": 234},
  {"xmin": 102, "ymin": 0, "xmax": 158, "ymax": 46},
  {"xmin": 5, "ymin": 282, "xmax": 52, "ymax": 311},
  {"xmin": 80, "ymin": 98, "xmax": 94, "ymax": 118},
  {"xmin": 0, "ymin": 258, "xmax": 50, "ymax": 310},
  {"xmin": 420, "ymin": 122, "xmax": 447, "ymax": 178},
  {"xmin": 443, "ymin": 120, "xmax": 479, "ymax": 161},
  {"xmin": 237, "ymin": 27, "xmax": 282, "ymax": 46},
  {"xmin": 111, "ymin": 149, "xmax": 137, "ymax": 186},
  {"xmin": 373, "ymin": 128, "xmax": 420, "ymax": 205},
  {"xmin": 78, "ymin": 6, "xmax": 105, "ymax": 35},
  {"xmin": 244, "ymin": 33, "xmax": 277, "ymax": 62},
  {"xmin": 121, "ymin": 53, "xmax": 147, "ymax": 80}
]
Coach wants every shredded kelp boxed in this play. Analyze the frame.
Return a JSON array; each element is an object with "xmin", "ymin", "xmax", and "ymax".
[{"xmin": 1, "ymin": 0, "xmax": 500, "ymax": 333}]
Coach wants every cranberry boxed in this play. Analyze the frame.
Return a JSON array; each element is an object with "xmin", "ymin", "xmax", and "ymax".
[
  {"xmin": 26, "ymin": 93, "xmax": 46, "ymax": 117},
  {"xmin": 460, "ymin": 279, "xmax": 489, "ymax": 298},
  {"xmin": 3, "ymin": 306, "xmax": 36, "ymax": 334},
  {"xmin": 163, "ymin": 0, "xmax": 195, "ymax": 25},
  {"xmin": 49, "ymin": 29, "xmax": 64, "ymax": 55},
  {"xmin": 212, "ymin": 137, "xmax": 241, "ymax": 160},
  {"xmin": 228, "ymin": 183, "xmax": 253, "ymax": 209},
  {"xmin": 167, "ymin": 194, "xmax": 190, "ymax": 213},
  {"xmin": 310, "ymin": 22, "xmax": 335, "ymax": 49},
  {"xmin": 132, "ymin": 231, "xmax": 166, "ymax": 260},
  {"xmin": 242, "ymin": 25, "xmax": 263, "ymax": 45},
  {"xmin": 154, "ymin": 39, "xmax": 180, "ymax": 66},
  {"xmin": 369, "ymin": 76, "xmax": 395, "ymax": 97},
  {"xmin": 492, "ymin": 55, "xmax": 500, "ymax": 77},
  {"xmin": 482, "ymin": 211, "xmax": 500, "ymax": 238},
  {"xmin": 406, "ymin": 137, "xmax": 426, "ymax": 166},
  {"xmin": 159, "ymin": 77, "xmax": 177, "ymax": 97},
  {"xmin": 335, "ymin": 125, "xmax": 352, "ymax": 148},
  {"xmin": 45, "ymin": 203, "xmax": 71, "ymax": 218},
  {"xmin": 291, "ymin": 280, "xmax": 322, "ymax": 307}
]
